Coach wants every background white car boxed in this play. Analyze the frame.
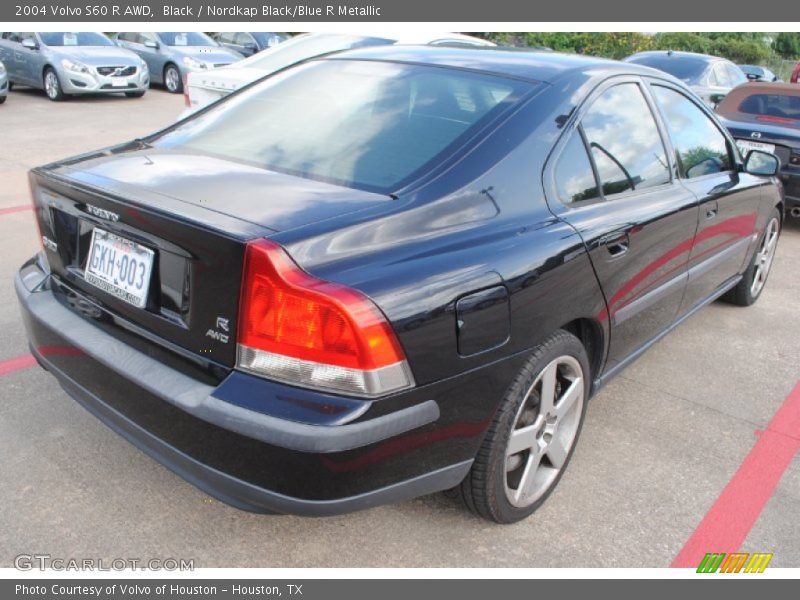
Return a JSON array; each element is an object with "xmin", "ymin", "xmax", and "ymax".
[{"xmin": 180, "ymin": 32, "xmax": 494, "ymax": 118}]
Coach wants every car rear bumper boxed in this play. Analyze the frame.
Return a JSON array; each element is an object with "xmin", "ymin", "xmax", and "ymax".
[{"xmin": 15, "ymin": 255, "xmax": 505, "ymax": 515}]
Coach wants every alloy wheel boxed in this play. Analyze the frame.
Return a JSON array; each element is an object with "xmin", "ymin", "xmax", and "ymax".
[
  {"xmin": 165, "ymin": 67, "xmax": 180, "ymax": 93},
  {"xmin": 44, "ymin": 71, "xmax": 59, "ymax": 99},
  {"xmin": 750, "ymin": 217, "xmax": 780, "ymax": 298},
  {"xmin": 504, "ymin": 355, "xmax": 585, "ymax": 508}
]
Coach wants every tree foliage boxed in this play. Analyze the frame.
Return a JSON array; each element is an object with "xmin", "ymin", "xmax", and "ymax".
[{"xmin": 479, "ymin": 32, "xmax": 800, "ymax": 64}]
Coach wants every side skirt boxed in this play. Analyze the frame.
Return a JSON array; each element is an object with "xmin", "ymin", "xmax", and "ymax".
[{"xmin": 593, "ymin": 274, "xmax": 742, "ymax": 393}]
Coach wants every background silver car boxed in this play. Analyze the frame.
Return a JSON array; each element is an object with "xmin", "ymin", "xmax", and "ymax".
[
  {"xmin": 0, "ymin": 32, "xmax": 149, "ymax": 101},
  {"xmin": 0, "ymin": 60, "xmax": 7, "ymax": 104},
  {"xmin": 115, "ymin": 32, "xmax": 243, "ymax": 94},
  {"xmin": 625, "ymin": 50, "xmax": 748, "ymax": 108}
]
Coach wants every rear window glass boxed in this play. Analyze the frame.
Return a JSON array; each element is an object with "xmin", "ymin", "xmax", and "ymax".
[
  {"xmin": 737, "ymin": 93, "xmax": 800, "ymax": 124},
  {"xmin": 153, "ymin": 60, "xmax": 531, "ymax": 193},
  {"xmin": 627, "ymin": 55, "xmax": 708, "ymax": 84}
]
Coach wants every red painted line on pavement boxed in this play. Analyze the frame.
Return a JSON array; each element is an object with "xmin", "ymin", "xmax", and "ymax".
[
  {"xmin": 671, "ymin": 381, "xmax": 800, "ymax": 568},
  {"xmin": 0, "ymin": 205, "xmax": 32, "ymax": 216},
  {"xmin": 0, "ymin": 353, "xmax": 37, "ymax": 376}
]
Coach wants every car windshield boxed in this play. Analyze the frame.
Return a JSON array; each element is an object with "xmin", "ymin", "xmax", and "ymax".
[
  {"xmin": 152, "ymin": 60, "xmax": 531, "ymax": 193},
  {"xmin": 739, "ymin": 65, "xmax": 761, "ymax": 77},
  {"xmin": 241, "ymin": 34, "xmax": 394, "ymax": 73},
  {"xmin": 159, "ymin": 32, "xmax": 216, "ymax": 47},
  {"xmin": 627, "ymin": 55, "xmax": 709, "ymax": 84},
  {"xmin": 733, "ymin": 93, "xmax": 800, "ymax": 125},
  {"xmin": 251, "ymin": 32, "xmax": 289, "ymax": 47},
  {"xmin": 38, "ymin": 32, "xmax": 114, "ymax": 47}
]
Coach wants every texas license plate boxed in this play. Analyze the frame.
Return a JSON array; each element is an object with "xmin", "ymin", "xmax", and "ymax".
[
  {"xmin": 111, "ymin": 78, "xmax": 128, "ymax": 87},
  {"xmin": 736, "ymin": 139, "xmax": 776, "ymax": 156},
  {"xmin": 84, "ymin": 228, "xmax": 154, "ymax": 308}
]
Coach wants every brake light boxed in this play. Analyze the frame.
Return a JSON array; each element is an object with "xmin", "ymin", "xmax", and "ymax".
[
  {"xmin": 756, "ymin": 115, "xmax": 796, "ymax": 125},
  {"xmin": 237, "ymin": 239, "xmax": 414, "ymax": 397}
]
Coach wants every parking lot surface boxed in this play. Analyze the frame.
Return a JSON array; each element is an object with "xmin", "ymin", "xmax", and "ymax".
[{"xmin": 1, "ymin": 87, "xmax": 798, "ymax": 568}]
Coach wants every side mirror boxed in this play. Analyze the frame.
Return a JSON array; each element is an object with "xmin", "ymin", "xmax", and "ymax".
[
  {"xmin": 744, "ymin": 150, "xmax": 780, "ymax": 176},
  {"xmin": 144, "ymin": 40, "xmax": 159, "ymax": 49},
  {"xmin": 710, "ymin": 93, "xmax": 727, "ymax": 107},
  {"xmin": 244, "ymin": 41, "xmax": 257, "ymax": 50},
  {"xmin": 21, "ymin": 38, "xmax": 39, "ymax": 50},
  {"xmin": 745, "ymin": 73, "xmax": 760, "ymax": 81}
]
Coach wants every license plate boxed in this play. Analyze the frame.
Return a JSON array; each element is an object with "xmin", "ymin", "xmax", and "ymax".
[
  {"xmin": 737, "ymin": 139, "xmax": 776, "ymax": 156},
  {"xmin": 84, "ymin": 228, "xmax": 154, "ymax": 308},
  {"xmin": 111, "ymin": 78, "xmax": 128, "ymax": 87}
]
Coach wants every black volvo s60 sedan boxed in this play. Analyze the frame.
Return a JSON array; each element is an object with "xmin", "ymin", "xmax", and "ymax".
[{"xmin": 17, "ymin": 47, "xmax": 783, "ymax": 523}]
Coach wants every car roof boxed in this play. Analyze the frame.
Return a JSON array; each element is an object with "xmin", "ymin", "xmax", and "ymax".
[
  {"xmin": 321, "ymin": 45, "xmax": 633, "ymax": 84},
  {"xmin": 627, "ymin": 50, "xmax": 724, "ymax": 63}
]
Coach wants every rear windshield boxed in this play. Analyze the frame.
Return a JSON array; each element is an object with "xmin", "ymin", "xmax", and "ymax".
[
  {"xmin": 159, "ymin": 32, "xmax": 216, "ymax": 47},
  {"xmin": 627, "ymin": 55, "xmax": 708, "ymax": 84},
  {"xmin": 39, "ymin": 32, "xmax": 113, "ymax": 47},
  {"xmin": 152, "ymin": 60, "xmax": 532, "ymax": 193},
  {"xmin": 737, "ymin": 93, "xmax": 800, "ymax": 124}
]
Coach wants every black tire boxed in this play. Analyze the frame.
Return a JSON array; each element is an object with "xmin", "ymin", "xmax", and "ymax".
[
  {"xmin": 455, "ymin": 329, "xmax": 590, "ymax": 523},
  {"xmin": 43, "ymin": 67, "xmax": 65, "ymax": 101},
  {"xmin": 723, "ymin": 208, "xmax": 781, "ymax": 307},
  {"xmin": 0, "ymin": 96, "xmax": 6, "ymax": 104},
  {"xmin": 125, "ymin": 91, "xmax": 146, "ymax": 98},
  {"xmin": 163, "ymin": 64, "xmax": 182, "ymax": 94}
]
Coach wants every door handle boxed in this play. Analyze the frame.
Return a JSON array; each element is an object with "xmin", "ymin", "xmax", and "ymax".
[
  {"xmin": 599, "ymin": 232, "xmax": 630, "ymax": 257},
  {"xmin": 705, "ymin": 208, "xmax": 718, "ymax": 220}
]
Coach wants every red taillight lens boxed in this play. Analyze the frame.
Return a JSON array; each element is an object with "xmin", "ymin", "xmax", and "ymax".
[{"xmin": 237, "ymin": 239, "xmax": 414, "ymax": 397}]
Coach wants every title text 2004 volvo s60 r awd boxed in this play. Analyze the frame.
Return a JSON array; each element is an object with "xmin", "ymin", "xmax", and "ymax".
[{"xmin": 16, "ymin": 47, "xmax": 783, "ymax": 523}]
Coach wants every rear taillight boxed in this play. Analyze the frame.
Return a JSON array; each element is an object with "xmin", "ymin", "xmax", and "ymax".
[{"xmin": 237, "ymin": 239, "xmax": 414, "ymax": 398}]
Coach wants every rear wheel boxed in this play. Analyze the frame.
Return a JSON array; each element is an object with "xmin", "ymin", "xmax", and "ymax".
[
  {"xmin": 455, "ymin": 329, "xmax": 589, "ymax": 523},
  {"xmin": 163, "ymin": 64, "xmax": 182, "ymax": 94},
  {"xmin": 43, "ymin": 68, "xmax": 65, "ymax": 101},
  {"xmin": 724, "ymin": 209, "xmax": 781, "ymax": 306}
]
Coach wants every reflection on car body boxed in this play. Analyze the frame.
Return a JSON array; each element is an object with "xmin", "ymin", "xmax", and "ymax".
[{"xmin": 17, "ymin": 47, "xmax": 783, "ymax": 524}]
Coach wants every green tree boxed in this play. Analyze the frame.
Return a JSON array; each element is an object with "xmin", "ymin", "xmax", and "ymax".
[{"xmin": 773, "ymin": 32, "xmax": 800, "ymax": 59}]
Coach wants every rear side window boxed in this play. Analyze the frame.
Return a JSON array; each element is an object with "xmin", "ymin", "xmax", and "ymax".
[
  {"xmin": 652, "ymin": 85, "xmax": 732, "ymax": 179},
  {"xmin": 555, "ymin": 134, "xmax": 600, "ymax": 204},
  {"xmin": 580, "ymin": 83, "xmax": 671, "ymax": 197},
  {"xmin": 154, "ymin": 60, "xmax": 530, "ymax": 193}
]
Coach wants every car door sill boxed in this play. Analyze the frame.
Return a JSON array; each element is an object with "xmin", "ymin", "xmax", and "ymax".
[{"xmin": 594, "ymin": 273, "xmax": 742, "ymax": 393}]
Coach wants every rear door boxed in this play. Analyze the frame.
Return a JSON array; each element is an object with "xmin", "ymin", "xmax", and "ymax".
[
  {"xmin": 648, "ymin": 82, "xmax": 763, "ymax": 312},
  {"xmin": 545, "ymin": 78, "xmax": 700, "ymax": 372}
]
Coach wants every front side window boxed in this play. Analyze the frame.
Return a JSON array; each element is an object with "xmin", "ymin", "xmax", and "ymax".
[
  {"xmin": 580, "ymin": 83, "xmax": 671, "ymax": 197},
  {"xmin": 153, "ymin": 60, "xmax": 530, "ymax": 193},
  {"xmin": 652, "ymin": 85, "xmax": 732, "ymax": 179}
]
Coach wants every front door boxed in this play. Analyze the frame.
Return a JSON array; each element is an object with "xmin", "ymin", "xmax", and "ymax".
[{"xmin": 649, "ymin": 83, "xmax": 764, "ymax": 312}]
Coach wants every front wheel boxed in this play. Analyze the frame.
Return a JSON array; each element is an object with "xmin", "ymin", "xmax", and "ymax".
[
  {"xmin": 455, "ymin": 329, "xmax": 589, "ymax": 523},
  {"xmin": 0, "ymin": 96, "xmax": 6, "ymax": 104},
  {"xmin": 163, "ymin": 64, "xmax": 182, "ymax": 94},
  {"xmin": 724, "ymin": 208, "xmax": 781, "ymax": 306},
  {"xmin": 43, "ymin": 68, "xmax": 65, "ymax": 101}
]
